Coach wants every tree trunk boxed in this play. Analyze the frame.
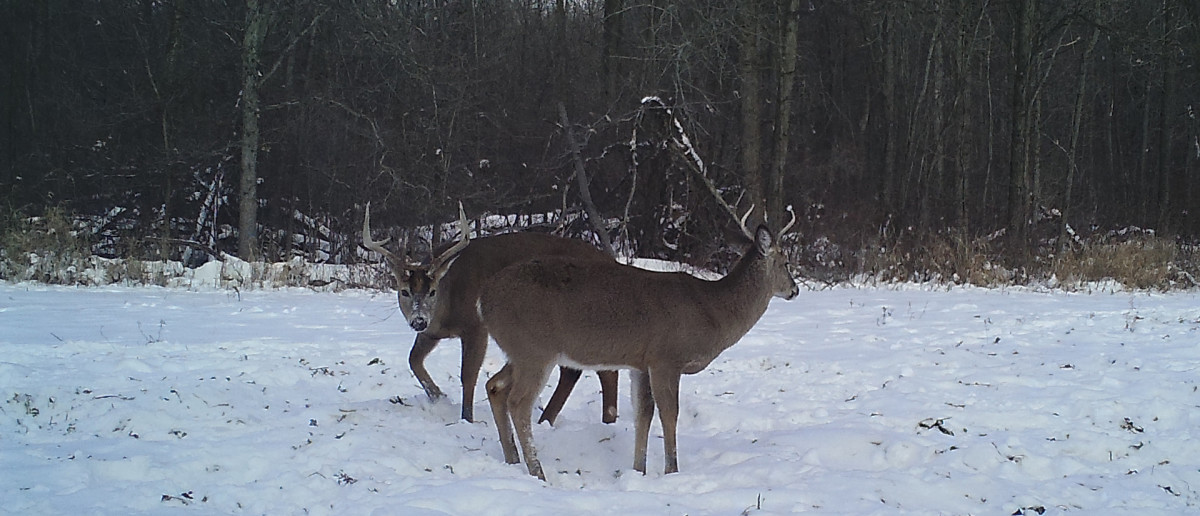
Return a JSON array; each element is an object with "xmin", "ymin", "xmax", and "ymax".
[
  {"xmin": 881, "ymin": 11, "xmax": 900, "ymax": 221},
  {"xmin": 739, "ymin": 0, "xmax": 764, "ymax": 213},
  {"xmin": 923, "ymin": 9, "xmax": 946, "ymax": 232},
  {"xmin": 602, "ymin": 0, "xmax": 623, "ymax": 98},
  {"xmin": 1008, "ymin": 0, "xmax": 1036, "ymax": 247},
  {"xmin": 769, "ymin": 0, "xmax": 802, "ymax": 225},
  {"xmin": 955, "ymin": 0, "xmax": 980, "ymax": 233},
  {"xmin": 1156, "ymin": 0, "xmax": 1175, "ymax": 232},
  {"xmin": 554, "ymin": 0, "xmax": 568, "ymax": 103},
  {"xmin": 1062, "ymin": 18, "xmax": 1101, "ymax": 252},
  {"xmin": 238, "ymin": 0, "xmax": 268, "ymax": 261},
  {"xmin": 1138, "ymin": 71, "xmax": 1153, "ymax": 224}
]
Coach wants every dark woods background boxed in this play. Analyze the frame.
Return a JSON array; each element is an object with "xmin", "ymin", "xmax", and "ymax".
[{"xmin": 2, "ymin": 1, "xmax": 1198, "ymax": 280}]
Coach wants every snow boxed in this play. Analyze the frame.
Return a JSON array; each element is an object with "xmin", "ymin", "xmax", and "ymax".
[{"xmin": 2, "ymin": 282, "xmax": 1198, "ymax": 515}]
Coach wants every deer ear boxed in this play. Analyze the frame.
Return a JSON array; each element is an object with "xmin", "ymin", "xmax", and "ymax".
[{"xmin": 755, "ymin": 225, "xmax": 772, "ymax": 255}]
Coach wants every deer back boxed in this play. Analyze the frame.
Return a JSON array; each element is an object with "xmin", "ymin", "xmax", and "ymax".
[
  {"xmin": 480, "ymin": 224, "xmax": 797, "ymax": 373},
  {"xmin": 422, "ymin": 232, "xmax": 611, "ymax": 337}
]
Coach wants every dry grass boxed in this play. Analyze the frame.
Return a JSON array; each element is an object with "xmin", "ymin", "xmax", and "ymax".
[
  {"xmin": 855, "ymin": 232, "xmax": 1012, "ymax": 287},
  {"xmin": 1052, "ymin": 236, "xmax": 1189, "ymax": 290},
  {"xmin": 794, "ymin": 228, "xmax": 1197, "ymax": 291}
]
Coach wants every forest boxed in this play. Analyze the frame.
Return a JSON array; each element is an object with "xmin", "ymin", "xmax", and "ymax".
[{"xmin": 2, "ymin": 1, "xmax": 1198, "ymax": 286}]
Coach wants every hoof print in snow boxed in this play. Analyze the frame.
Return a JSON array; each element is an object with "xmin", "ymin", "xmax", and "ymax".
[{"xmin": 1012, "ymin": 506, "xmax": 1045, "ymax": 515}]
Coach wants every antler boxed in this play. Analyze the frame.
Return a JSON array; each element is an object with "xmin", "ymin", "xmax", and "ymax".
[
  {"xmin": 739, "ymin": 204, "xmax": 797, "ymax": 241},
  {"xmin": 780, "ymin": 205, "xmax": 797, "ymax": 235},
  {"xmin": 363, "ymin": 202, "xmax": 403, "ymax": 263},
  {"xmin": 737, "ymin": 204, "xmax": 756, "ymax": 240},
  {"xmin": 429, "ymin": 201, "xmax": 471, "ymax": 276}
]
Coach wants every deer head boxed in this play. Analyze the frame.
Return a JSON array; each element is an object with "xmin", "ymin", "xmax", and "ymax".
[
  {"xmin": 363, "ymin": 202, "xmax": 470, "ymax": 332},
  {"xmin": 737, "ymin": 205, "xmax": 799, "ymax": 302}
]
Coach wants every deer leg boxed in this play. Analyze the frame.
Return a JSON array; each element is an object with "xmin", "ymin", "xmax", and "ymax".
[
  {"xmin": 509, "ymin": 363, "xmax": 551, "ymax": 480},
  {"xmin": 630, "ymin": 369, "xmax": 655, "ymax": 474},
  {"xmin": 537, "ymin": 366, "xmax": 581, "ymax": 426},
  {"xmin": 485, "ymin": 364, "xmax": 520, "ymax": 465},
  {"xmin": 649, "ymin": 369, "xmax": 682, "ymax": 474},
  {"xmin": 598, "ymin": 369, "xmax": 619, "ymax": 424},
  {"xmin": 458, "ymin": 327, "xmax": 489, "ymax": 422},
  {"xmin": 408, "ymin": 333, "xmax": 444, "ymax": 401}
]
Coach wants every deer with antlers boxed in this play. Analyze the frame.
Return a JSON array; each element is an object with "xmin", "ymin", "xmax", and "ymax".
[
  {"xmin": 363, "ymin": 203, "xmax": 619, "ymax": 424},
  {"xmin": 480, "ymin": 206, "xmax": 798, "ymax": 480}
]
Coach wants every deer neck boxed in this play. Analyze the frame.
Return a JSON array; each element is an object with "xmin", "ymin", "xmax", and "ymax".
[{"xmin": 708, "ymin": 252, "xmax": 774, "ymax": 340}]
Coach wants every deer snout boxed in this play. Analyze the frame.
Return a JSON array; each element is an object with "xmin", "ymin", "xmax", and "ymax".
[{"xmin": 409, "ymin": 316, "xmax": 429, "ymax": 332}]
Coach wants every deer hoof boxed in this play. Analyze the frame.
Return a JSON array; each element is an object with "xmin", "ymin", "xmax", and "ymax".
[
  {"xmin": 528, "ymin": 462, "xmax": 546, "ymax": 481},
  {"xmin": 424, "ymin": 387, "xmax": 445, "ymax": 401}
]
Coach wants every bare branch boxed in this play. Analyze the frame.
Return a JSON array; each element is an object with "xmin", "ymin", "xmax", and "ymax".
[
  {"xmin": 261, "ymin": 7, "xmax": 329, "ymax": 84},
  {"xmin": 559, "ymin": 102, "xmax": 616, "ymax": 257},
  {"xmin": 638, "ymin": 97, "xmax": 750, "ymax": 238}
]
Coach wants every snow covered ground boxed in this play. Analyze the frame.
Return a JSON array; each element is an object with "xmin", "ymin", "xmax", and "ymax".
[{"xmin": 2, "ymin": 282, "xmax": 1198, "ymax": 515}]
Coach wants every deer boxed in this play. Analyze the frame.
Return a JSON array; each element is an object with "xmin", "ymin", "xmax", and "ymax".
[
  {"xmin": 480, "ymin": 205, "xmax": 798, "ymax": 480},
  {"xmin": 362, "ymin": 202, "xmax": 619, "ymax": 424}
]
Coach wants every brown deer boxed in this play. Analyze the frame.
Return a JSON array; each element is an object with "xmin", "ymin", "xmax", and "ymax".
[
  {"xmin": 481, "ymin": 206, "xmax": 798, "ymax": 479},
  {"xmin": 362, "ymin": 203, "xmax": 619, "ymax": 423}
]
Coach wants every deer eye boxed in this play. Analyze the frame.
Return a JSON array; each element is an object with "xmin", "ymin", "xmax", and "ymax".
[
  {"xmin": 428, "ymin": 289, "xmax": 437, "ymax": 298},
  {"xmin": 400, "ymin": 289, "xmax": 411, "ymax": 298}
]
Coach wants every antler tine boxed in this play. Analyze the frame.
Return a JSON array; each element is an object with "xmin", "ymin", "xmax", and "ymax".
[
  {"xmin": 738, "ymin": 204, "xmax": 756, "ymax": 240},
  {"xmin": 362, "ymin": 202, "xmax": 402, "ymax": 263},
  {"xmin": 780, "ymin": 204, "xmax": 797, "ymax": 234},
  {"xmin": 430, "ymin": 201, "xmax": 471, "ymax": 273}
]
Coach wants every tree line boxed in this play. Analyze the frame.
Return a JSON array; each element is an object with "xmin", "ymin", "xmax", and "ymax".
[{"xmin": 2, "ymin": 1, "xmax": 1197, "ymax": 270}]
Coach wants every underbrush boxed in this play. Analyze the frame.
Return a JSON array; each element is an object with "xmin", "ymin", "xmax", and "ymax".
[
  {"xmin": 3, "ymin": 207, "xmax": 1197, "ymax": 291},
  {"xmin": 1, "ymin": 207, "xmax": 94, "ymax": 285},
  {"xmin": 0, "ymin": 208, "xmax": 389, "ymax": 290},
  {"xmin": 796, "ymin": 228, "xmax": 1199, "ymax": 291}
]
